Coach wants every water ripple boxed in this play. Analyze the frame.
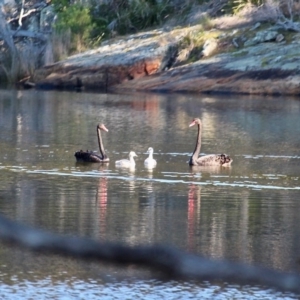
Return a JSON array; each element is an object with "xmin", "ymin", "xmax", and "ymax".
[
  {"xmin": 1, "ymin": 165, "xmax": 299, "ymax": 191},
  {"xmin": 0, "ymin": 278, "xmax": 297, "ymax": 300}
]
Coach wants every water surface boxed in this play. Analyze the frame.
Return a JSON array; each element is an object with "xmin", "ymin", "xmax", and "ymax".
[{"xmin": 0, "ymin": 89, "xmax": 300, "ymax": 299}]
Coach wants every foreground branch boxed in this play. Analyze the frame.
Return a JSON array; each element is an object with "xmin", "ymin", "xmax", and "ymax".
[
  {"xmin": 11, "ymin": 29, "xmax": 48, "ymax": 41},
  {"xmin": 18, "ymin": 0, "xmax": 25, "ymax": 27},
  {"xmin": 0, "ymin": 214, "xmax": 299, "ymax": 294},
  {"xmin": 273, "ymin": 0, "xmax": 300, "ymax": 32},
  {"xmin": 0, "ymin": 29, "xmax": 48, "ymax": 42},
  {"xmin": 276, "ymin": 19, "xmax": 300, "ymax": 32}
]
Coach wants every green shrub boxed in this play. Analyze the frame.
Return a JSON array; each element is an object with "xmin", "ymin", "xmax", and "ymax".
[
  {"xmin": 50, "ymin": 0, "xmax": 216, "ymax": 57},
  {"xmin": 91, "ymin": 0, "xmax": 175, "ymax": 35},
  {"xmin": 51, "ymin": 0, "xmax": 176, "ymax": 54},
  {"xmin": 53, "ymin": 3, "xmax": 96, "ymax": 53}
]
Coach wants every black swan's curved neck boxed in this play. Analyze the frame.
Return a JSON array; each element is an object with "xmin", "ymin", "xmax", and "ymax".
[
  {"xmin": 97, "ymin": 127, "xmax": 106, "ymax": 159},
  {"xmin": 190, "ymin": 121, "xmax": 202, "ymax": 164}
]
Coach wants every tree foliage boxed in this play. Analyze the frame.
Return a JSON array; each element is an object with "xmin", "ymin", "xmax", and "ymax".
[
  {"xmin": 52, "ymin": 2, "xmax": 96, "ymax": 52},
  {"xmin": 51, "ymin": 0, "xmax": 189, "ymax": 52},
  {"xmin": 50, "ymin": 0, "xmax": 272, "ymax": 54}
]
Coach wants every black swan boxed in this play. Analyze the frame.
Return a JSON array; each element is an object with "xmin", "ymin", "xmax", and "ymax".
[
  {"xmin": 189, "ymin": 118, "xmax": 232, "ymax": 167},
  {"xmin": 75, "ymin": 123, "xmax": 109, "ymax": 163}
]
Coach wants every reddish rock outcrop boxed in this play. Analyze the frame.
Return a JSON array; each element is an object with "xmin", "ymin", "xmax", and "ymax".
[
  {"xmin": 34, "ymin": 28, "xmax": 190, "ymax": 91},
  {"xmin": 35, "ymin": 59, "xmax": 163, "ymax": 91},
  {"xmin": 34, "ymin": 26, "xmax": 300, "ymax": 95},
  {"xmin": 113, "ymin": 66, "xmax": 300, "ymax": 95}
]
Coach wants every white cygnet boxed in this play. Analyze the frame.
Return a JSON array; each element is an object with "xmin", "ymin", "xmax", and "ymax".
[
  {"xmin": 144, "ymin": 147, "xmax": 157, "ymax": 168},
  {"xmin": 115, "ymin": 151, "xmax": 138, "ymax": 168}
]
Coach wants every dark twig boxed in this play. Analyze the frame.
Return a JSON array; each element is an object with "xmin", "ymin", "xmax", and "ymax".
[
  {"xmin": 10, "ymin": 29, "xmax": 48, "ymax": 41},
  {"xmin": 0, "ymin": 214, "xmax": 299, "ymax": 295}
]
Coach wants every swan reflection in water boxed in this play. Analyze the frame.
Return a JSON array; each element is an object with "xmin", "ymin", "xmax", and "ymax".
[
  {"xmin": 75, "ymin": 163, "xmax": 109, "ymax": 239},
  {"xmin": 145, "ymin": 167, "xmax": 154, "ymax": 193},
  {"xmin": 96, "ymin": 167, "xmax": 108, "ymax": 239},
  {"xmin": 115, "ymin": 160, "xmax": 136, "ymax": 194},
  {"xmin": 187, "ymin": 183, "xmax": 201, "ymax": 252},
  {"xmin": 187, "ymin": 166, "xmax": 231, "ymax": 254},
  {"xmin": 190, "ymin": 164, "xmax": 232, "ymax": 176},
  {"xmin": 144, "ymin": 170, "xmax": 156, "ymax": 239},
  {"xmin": 187, "ymin": 166, "xmax": 231, "ymax": 252}
]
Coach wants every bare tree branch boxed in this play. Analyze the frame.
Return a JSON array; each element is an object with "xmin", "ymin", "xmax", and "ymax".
[
  {"xmin": 0, "ymin": 214, "xmax": 299, "ymax": 295},
  {"xmin": 0, "ymin": 29, "xmax": 48, "ymax": 42},
  {"xmin": 271, "ymin": 0, "xmax": 300, "ymax": 32},
  {"xmin": 9, "ymin": 8, "xmax": 38, "ymax": 25},
  {"xmin": 18, "ymin": 0, "xmax": 26, "ymax": 28},
  {"xmin": 276, "ymin": 19, "xmax": 300, "ymax": 32},
  {"xmin": 0, "ymin": 4, "xmax": 17, "ymax": 53},
  {"xmin": 287, "ymin": 0, "xmax": 293, "ymax": 21}
]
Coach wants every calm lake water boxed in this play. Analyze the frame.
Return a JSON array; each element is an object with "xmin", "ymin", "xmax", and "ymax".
[{"xmin": 0, "ymin": 89, "xmax": 300, "ymax": 299}]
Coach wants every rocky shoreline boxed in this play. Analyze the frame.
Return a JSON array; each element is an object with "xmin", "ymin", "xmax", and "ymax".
[{"xmin": 34, "ymin": 24, "xmax": 300, "ymax": 96}]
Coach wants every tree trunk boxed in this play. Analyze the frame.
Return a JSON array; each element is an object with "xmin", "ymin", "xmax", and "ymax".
[{"xmin": 0, "ymin": 2, "xmax": 20, "ymax": 81}]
